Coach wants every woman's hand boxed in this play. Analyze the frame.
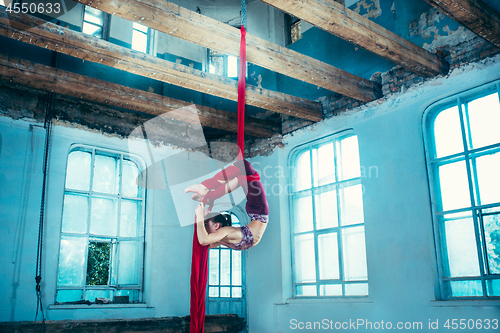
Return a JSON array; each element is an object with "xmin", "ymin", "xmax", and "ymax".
[{"xmin": 195, "ymin": 202, "xmax": 206, "ymax": 221}]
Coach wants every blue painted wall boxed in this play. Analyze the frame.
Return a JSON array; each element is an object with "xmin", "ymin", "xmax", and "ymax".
[
  {"xmin": 3, "ymin": 53, "xmax": 499, "ymax": 327},
  {"xmin": 245, "ymin": 55, "xmax": 500, "ymax": 332}
]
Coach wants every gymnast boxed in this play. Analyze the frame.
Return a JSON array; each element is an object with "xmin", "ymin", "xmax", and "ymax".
[{"xmin": 185, "ymin": 160, "xmax": 268, "ymax": 250}]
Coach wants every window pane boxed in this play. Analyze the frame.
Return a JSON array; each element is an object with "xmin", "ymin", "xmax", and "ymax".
[
  {"xmin": 122, "ymin": 160, "xmax": 140, "ymax": 197},
  {"xmin": 319, "ymin": 284, "xmax": 342, "ymax": 296},
  {"xmin": 342, "ymin": 226, "xmax": 367, "ymax": 281},
  {"xmin": 486, "ymin": 280, "xmax": 500, "ymax": 296},
  {"xmin": 345, "ymin": 283, "xmax": 368, "ymax": 296},
  {"xmin": 82, "ymin": 22, "xmax": 103, "ymax": 38},
  {"xmin": 294, "ymin": 196, "xmax": 314, "ymax": 233},
  {"xmin": 434, "ymin": 106, "xmax": 463, "ymax": 158},
  {"xmin": 443, "ymin": 217, "xmax": 480, "ymax": 277},
  {"xmin": 295, "ymin": 151, "xmax": 311, "ymax": 191},
  {"xmin": 312, "ymin": 143, "xmax": 335, "ymax": 186},
  {"xmin": 66, "ymin": 151, "xmax": 91, "ymax": 191},
  {"xmin": 86, "ymin": 241, "xmax": 111, "ymax": 286},
  {"xmin": 340, "ymin": 184, "xmax": 364, "ymax": 226},
  {"xmin": 133, "ymin": 22, "xmax": 148, "ymax": 33},
  {"xmin": 475, "ymin": 153, "xmax": 500, "ymax": 206},
  {"xmin": 220, "ymin": 249, "xmax": 231, "ymax": 286},
  {"xmin": 118, "ymin": 241, "xmax": 139, "ymax": 285},
  {"xmin": 117, "ymin": 289, "xmax": 139, "ymax": 302},
  {"xmin": 93, "ymin": 155, "xmax": 119, "ymax": 194},
  {"xmin": 318, "ymin": 233, "xmax": 339, "ymax": 280},
  {"xmin": 227, "ymin": 55, "xmax": 238, "ymax": 78},
  {"xmin": 449, "ymin": 280, "xmax": 483, "ymax": 297},
  {"xmin": 220, "ymin": 287, "xmax": 230, "ymax": 297},
  {"xmin": 209, "ymin": 250, "xmax": 219, "ymax": 285},
  {"xmin": 62, "ymin": 193, "xmax": 88, "ymax": 234},
  {"xmin": 232, "ymin": 287, "xmax": 242, "ymax": 298},
  {"xmin": 90, "ymin": 197, "xmax": 117, "ymax": 237},
  {"xmin": 484, "ymin": 213, "xmax": 500, "ymax": 274},
  {"xmin": 120, "ymin": 200, "xmax": 141, "ymax": 237},
  {"xmin": 337, "ymin": 136, "xmax": 361, "ymax": 181},
  {"xmin": 209, "ymin": 287, "xmax": 219, "ymax": 297},
  {"xmin": 315, "ymin": 190, "xmax": 338, "ymax": 229},
  {"xmin": 58, "ymin": 236, "xmax": 87, "ymax": 286},
  {"xmin": 209, "ymin": 53, "xmax": 224, "ymax": 76},
  {"xmin": 84, "ymin": 7, "xmax": 104, "ymax": 25},
  {"xmin": 467, "ymin": 93, "xmax": 500, "ymax": 150},
  {"xmin": 296, "ymin": 285, "xmax": 316, "ymax": 296},
  {"xmin": 85, "ymin": 289, "xmax": 112, "ymax": 302},
  {"xmin": 438, "ymin": 161, "xmax": 471, "ymax": 211},
  {"xmin": 56, "ymin": 289, "xmax": 82, "ymax": 303},
  {"xmin": 232, "ymin": 250, "xmax": 241, "ymax": 286},
  {"xmin": 132, "ymin": 30, "xmax": 148, "ymax": 53},
  {"xmin": 294, "ymin": 233, "xmax": 316, "ymax": 283}
]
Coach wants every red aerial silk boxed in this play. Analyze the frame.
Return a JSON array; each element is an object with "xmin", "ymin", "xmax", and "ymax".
[
  {"xmin": 189, "ymin": 197, "xmax": 209, "ymax": 333},
  {"xmin": 189, "ymin": 26, "xmax": 247, "ymax": 333}
]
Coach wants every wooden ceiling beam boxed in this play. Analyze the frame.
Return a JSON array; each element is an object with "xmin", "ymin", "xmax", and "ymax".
[
  {"xmin": 0, "ymin": 10, "xmax": 323, "ymax": 122},
  {"xmin": 0, "ymin": 54, "xmax": 280, "ymax": 138},
  {"xmin": 76, "ymin": 0, "xmax": 382, "ymax": 102},
  {"xmin": 423, "ymin": 0, "xmax": 500, "ymax": 48},
  {"xmin": 260, "ymin": 0, "xmax": 449, "ymax": 77}
]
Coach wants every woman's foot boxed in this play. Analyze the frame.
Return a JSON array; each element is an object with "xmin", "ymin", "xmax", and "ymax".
[{"xmin": 184, "ymin": 183, "xmax": 209, "ymax": 201}]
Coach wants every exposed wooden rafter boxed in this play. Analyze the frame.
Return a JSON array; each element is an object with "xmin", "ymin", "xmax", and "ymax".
[
  {"xmin": 0, "ymin": 54, "xmax": 279, "ymax": 138},
  {"xmin": 260, "ymin": 0, "xmax": 449, "ymax": 77},
  {"xmin": 0, "ymin": 10, "xmax": 323, "ymax": 122},
  {"xmin": 76, "ymin": 0, "xmax": 382, "ymax": 102},
  {"xmin": 423, "ymin": 0, "xmax": 500, "ymax": 48}
]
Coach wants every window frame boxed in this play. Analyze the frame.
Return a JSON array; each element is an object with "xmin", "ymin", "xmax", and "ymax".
[
  {"xmin": 288, "ymin": 130, "xmax": 368, "ymax": 298},
  {"xmin": 131, "ymin": 22, "xmax": 151, "ymax": 54},
  {"xmin": 423, "ymin": 80, "xmax": 500, "ymax": 300},
  {"xmin": 207, "ymin": 208, "xmax": 247, "ymax": 300},
  {"xmin": 82, "ymin": 5, "xmax": 110, "ymax": 40},
  {"xmin": 54, "ymin": 144, "xmax": 147, "ymax": 304}
]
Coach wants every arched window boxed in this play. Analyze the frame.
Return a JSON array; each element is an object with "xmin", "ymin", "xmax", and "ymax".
[
  {"xmin": 289, "ymin": 132, "xmax": 368, "ymax": 297},
  {"xmin": 424, "ymin": 82, "xmax": 500, "ymax": 299},
  {"xmin": 55, "ymin": 146, "xmax": 146, "ymax": 304}
]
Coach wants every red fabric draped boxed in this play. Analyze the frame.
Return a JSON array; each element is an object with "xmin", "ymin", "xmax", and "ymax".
[
  {"xmin": 189, "ymin": 199, "xmax": 209, "ymax": 333},
  {"xmin": 189, "ymin": 26, "xmax": 247, "ymax": 333}
]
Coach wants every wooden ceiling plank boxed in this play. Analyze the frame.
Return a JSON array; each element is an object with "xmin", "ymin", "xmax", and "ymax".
[
  {"xmin": 76, "ymin": 0, "xmax": 382, "ymax": 102},
  {"xmin": 423, "ymin": 0, "xmax": 500, "ymax": 48},
  {"xmin": 0, "ymin": 10, "xmax": 323, "ymax": 122},
  {"xmin": 259, "ymin": 0, "xmax": 449, "ymax": 77},
  {"xmin": 0, "ymin": 54, "xmax": 279, "ymax": 137}
]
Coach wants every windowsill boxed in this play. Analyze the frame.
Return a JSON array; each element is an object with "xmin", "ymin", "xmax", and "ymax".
[
  {"xmin": 431, "ymin": 300, "xmax": 500, "ymax": 307},
  {"xmin": 49, "ymin": 303, "xmax": 153, "ymax": 310},
  {"xmin": 277, "ymin": 297, "xmax": 373, "ymax": 305}
]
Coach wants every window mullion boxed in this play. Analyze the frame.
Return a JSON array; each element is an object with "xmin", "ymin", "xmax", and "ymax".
[
  {"xmin": 309, "ymin": 147, "xmax": 320, "ymax": 295},
  {"xmin": 82, "ymin": 148, "xmax": 97, "ymax": 299},
  {"xmin": 333, "ymin": 141, "xmax": 345, "ymax": 296},
  {"xmin": 458, "ymin": 98, "xmax": 488, "ymax": 296}
]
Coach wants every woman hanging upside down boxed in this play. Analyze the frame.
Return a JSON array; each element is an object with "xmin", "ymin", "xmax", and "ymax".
[{"xmin": 185, "ymin": 160, "xmax": 268, "ymax": 250}]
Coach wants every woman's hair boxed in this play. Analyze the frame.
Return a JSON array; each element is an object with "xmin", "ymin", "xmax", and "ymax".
[{"xmin": 205, "ymin": 212, "xmax": 232, "ymax": 227}]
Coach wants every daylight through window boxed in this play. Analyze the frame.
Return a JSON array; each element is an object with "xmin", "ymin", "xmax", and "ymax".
[
  {"xmin": 55, "ymin": 146, "xmax": 146, "ymax": 304},
  {"xmin": 425, "ymin": 84, "xmax": 500, "ymax": 299},
  {"xmin": 290, "ymin": 133, "xmax": 368, "ymax": 297}
]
